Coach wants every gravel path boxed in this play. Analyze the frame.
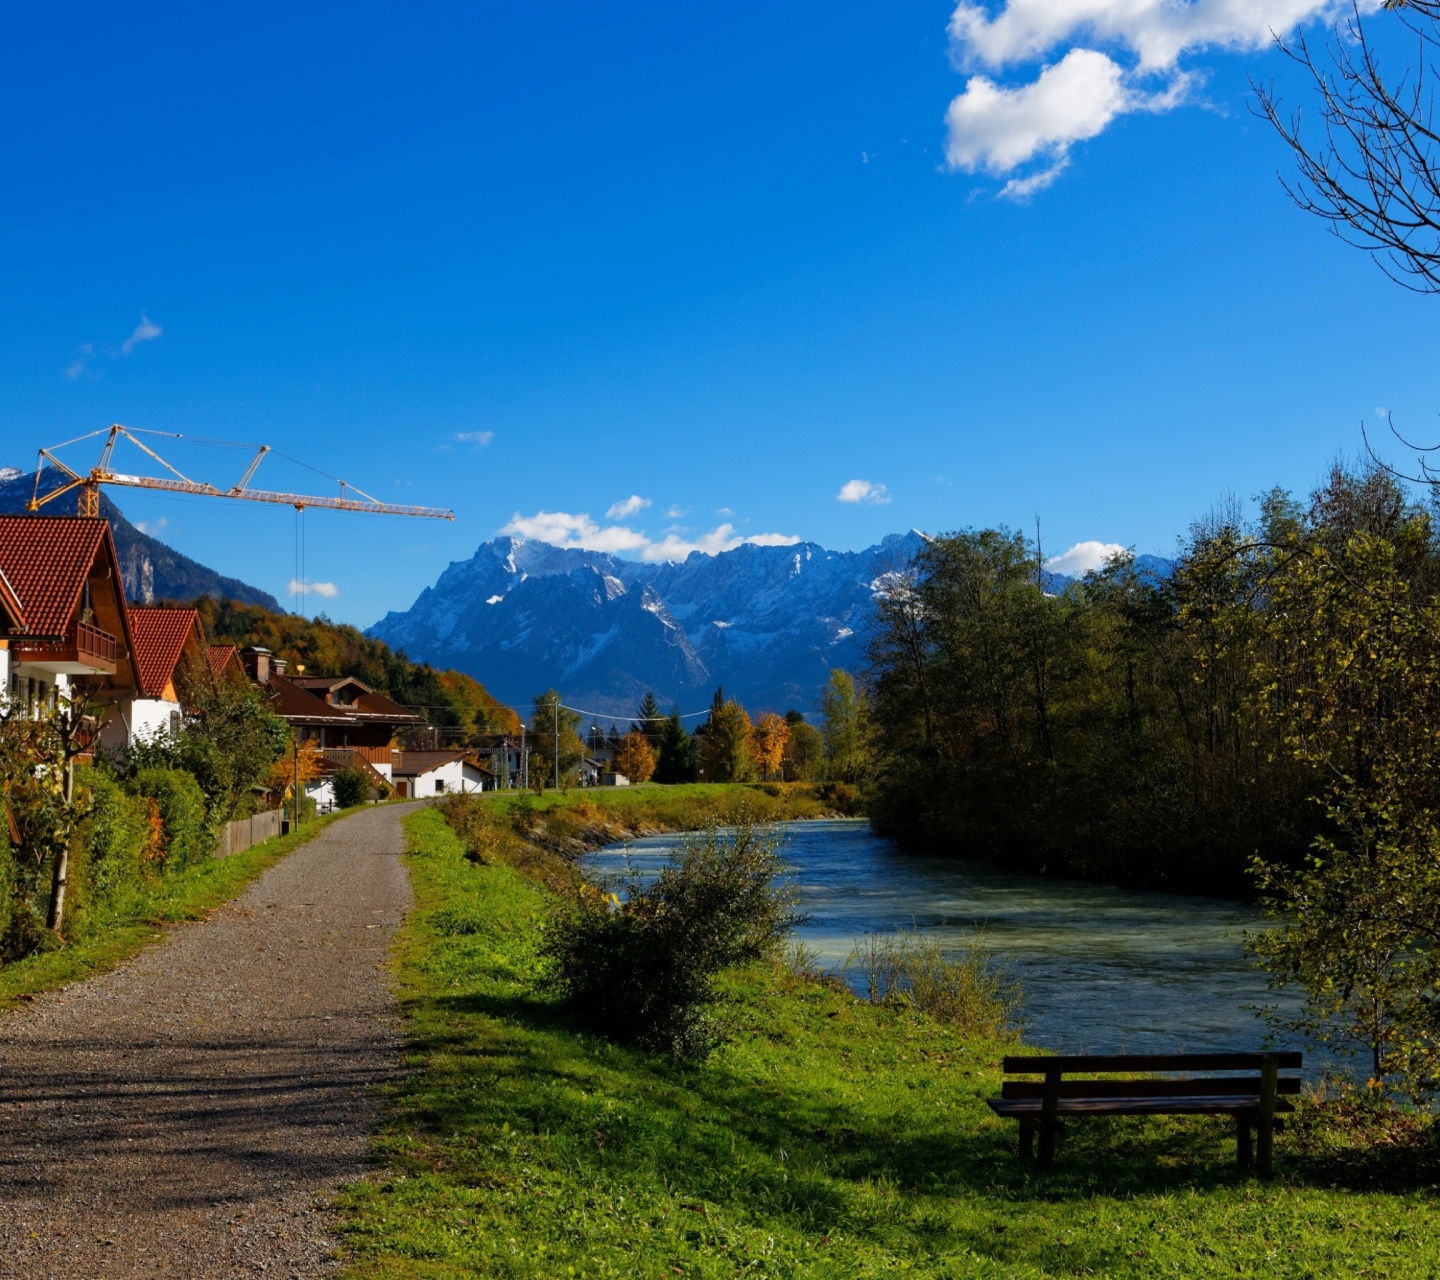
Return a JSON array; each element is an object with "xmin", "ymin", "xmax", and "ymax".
[{"xmin": 0, "ymin": 802, "xmax": 416, "ymax": 1279}]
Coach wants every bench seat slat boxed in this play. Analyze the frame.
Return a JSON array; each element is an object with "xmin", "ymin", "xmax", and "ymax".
[
  {"xmin": 1002, "ymin": 1052, "xmax": 1302, "ymax": 1073},
  {"xmin": 988, "ymin": 1096, "xmax": 1297, "ymax": 1118},
  {"xmin": 1000, "ymin": 1076, "xmax": 1301, "ymax": 1100}
]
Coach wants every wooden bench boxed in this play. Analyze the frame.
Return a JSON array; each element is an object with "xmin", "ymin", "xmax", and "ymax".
[{"xmin": 988, "ymin": 1052, "xmax": 1303, "ymax": 1176}]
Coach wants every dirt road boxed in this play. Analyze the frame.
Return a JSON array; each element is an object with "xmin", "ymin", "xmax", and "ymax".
[{"xmin": 0, "ymin": 802, "xmax": 414, "ymax": 1278}]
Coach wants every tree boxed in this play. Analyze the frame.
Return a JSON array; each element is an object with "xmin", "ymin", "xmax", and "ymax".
[
  {"xmin": 331, "ymin": 766, "xmax": 371, "ymax": 809},
  {"xmin": 820, "ymin": 670, "xmax": 871, "ymax": 784},
  {"xmin": 696, "ymin": 699, "xmax": 756, "ymax": 783},
  {"xmin": 613, "ymin": 731, "xmax": 656, "ymax": 784},
  {"xmin": 530, "ymin": 690, "xmax": 585, "ymax": 788},
  {"xmin": 1246, "ymin": 521, "xmax": 1440, "ymax": 1097},
  {"xmin": 633, "ymin": 692, "xmax": 664, "ymax": 753},
  {"xmin": 750, "ymin": 712, "xmax": 789, "ymax": 781},
  {"xmin": 1257, "ymin": 1, "xmax": 1440, "ymax": 293},
  {"xmin": 781, "ymin": 715, "xmax": 826, "ymax": 782},
  {"xmin": 655, "ymin": 709, "xmax": 694, "ymax": 784}
]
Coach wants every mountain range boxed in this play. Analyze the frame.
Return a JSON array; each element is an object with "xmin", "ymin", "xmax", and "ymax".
[
  {"xmin": 367, "ymin": 533, "xmax": 932, "ymax": 718},
  {"xmin": 0, "ymin": 469, "xmax": 281, "ymax": 611}
]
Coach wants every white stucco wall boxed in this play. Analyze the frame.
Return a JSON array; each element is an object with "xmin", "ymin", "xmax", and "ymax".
[{"xmin": 96, "ymin": 697, "xmax": 181, "ymax": 753}]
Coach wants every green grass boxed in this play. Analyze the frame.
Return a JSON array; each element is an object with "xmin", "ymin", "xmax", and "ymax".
[
  {"xmin": 339, "ymin": 807, "xmax": 1440, "ymax": 1279},
  {"xmin": 465, "ymin": 782, "xmax": 851, "ymax": 826},
  {"xmin": 0, "ymin": 806, "xmax": 358, "ymax": 1011}
]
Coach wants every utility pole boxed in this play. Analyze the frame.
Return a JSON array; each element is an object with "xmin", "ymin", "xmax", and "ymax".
[{"xmin": 553, "ymin": 698, "xmax": 560, "ymax": 792}]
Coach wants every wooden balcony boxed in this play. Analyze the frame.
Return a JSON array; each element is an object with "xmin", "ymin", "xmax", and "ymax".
[{"xmin": 12, "ymin": 621, "xmax": 119, "ymax": 676}]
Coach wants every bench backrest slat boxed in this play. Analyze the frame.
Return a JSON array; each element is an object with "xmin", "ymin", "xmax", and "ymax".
[
  {"xmin": 1002, "ymin": 1052, "xmax": 1302, "ymax": 1074},
  {"xmin": 1000, "ymin": 1076, "xmax": 1301, "ymax": 1100}
]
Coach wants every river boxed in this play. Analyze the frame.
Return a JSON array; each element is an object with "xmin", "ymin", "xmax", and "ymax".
[{"xmin": 586, "ymin": 817, "xmax": 1312, "ymax": 1059}]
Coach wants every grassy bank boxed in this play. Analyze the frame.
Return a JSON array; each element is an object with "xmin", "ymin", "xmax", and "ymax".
[
  {"xmin": 0, "ymin": 806, "xmax": 358, "ymax": 1011},
  {"xmin": 339, "ymin": 807, "xmax": 1440, "ymax": 1278}
]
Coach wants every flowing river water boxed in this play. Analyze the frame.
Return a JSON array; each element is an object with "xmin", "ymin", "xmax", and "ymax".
[{"xmin": 586, "ymin": 818, "xmax": 1313, "ymax": 1060}]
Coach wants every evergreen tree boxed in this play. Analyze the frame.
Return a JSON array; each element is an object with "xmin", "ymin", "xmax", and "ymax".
[
  {"xmin": 655, "ymin": 709, "xmax": 694, "ymax": 784},
  {"xmin": 530, "ymin": 690, "xmax": 585, "ymax": 788},
  {"xmin": 634, "ymin": 691, "xmax": 664, "ymax": 751}
]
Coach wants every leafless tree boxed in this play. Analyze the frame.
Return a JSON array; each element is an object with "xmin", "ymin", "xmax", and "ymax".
[{"xmin": 1256, "ymin": 1, "xmax": 1440, "ymax": 292}]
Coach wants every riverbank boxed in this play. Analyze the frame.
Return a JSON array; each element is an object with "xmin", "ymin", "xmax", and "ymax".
[{"xmin": 338, "ymin": 806, "xmax": 1440, "ymax": 1278}]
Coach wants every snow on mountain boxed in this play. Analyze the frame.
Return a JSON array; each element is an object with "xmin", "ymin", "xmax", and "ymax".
[{"xmin": 368, "ymin": 530, "xmax": 928, "ymax": 717}]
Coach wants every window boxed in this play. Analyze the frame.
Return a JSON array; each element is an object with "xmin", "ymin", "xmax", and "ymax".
[{"xmin": 435, "ymin": 778, "xmax": 446, "ymax": 793}]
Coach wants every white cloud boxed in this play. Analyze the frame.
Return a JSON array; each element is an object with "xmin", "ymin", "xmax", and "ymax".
[
  {"xmin": 122, "ymin": 314, "xmax": 162, "ymax": 354},
  {"xmin": 288, "ymin": 579, "xmax": 340, "ymax": 598},
  {"xmin": 665, "ymin": 504, "xmax": 689, "ymax": 519},
  {"xmin": 946, "ymin": 49, "xmax": 1194, "ymax": 196},
  {"xmin": 133, "ymin": 516, "xmax": 169, "ymax": 535},
  {"xmin": 949, "ymin": 0, "xmax": 1368, "ymax": 74},
  {"xmin": 455, "ymin": 430, "xmax": 494, "ymax": 449},
  {"xmin": 498, "ymin": 509, "xmax": 799, "ymax": 562},
  {"xmin": 606, "ymin": 494, "xmax": 651, "ymax": 519},
  {"xmin": 641, "ymin": 524, "xmax": 800, "ymax": 563},
  {"xmin": 944, "ymin": 0, "xmax": 1373, "ymax": 194},
  {"xmin": 837, "ymin": 479, "xmax": 892, "ymax": 505},
  {"xmin": 1045, "ymin": 540, "xmax": 1127, "ymax": 575},
  {"xmin": 499, "ymin": 510, "xmax": 650, "ymax": 555}
]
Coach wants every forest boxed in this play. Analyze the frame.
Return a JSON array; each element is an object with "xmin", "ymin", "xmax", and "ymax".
[{"xmin": 867, "ymin": 463, "xmax": 1437, "ymax": 898}]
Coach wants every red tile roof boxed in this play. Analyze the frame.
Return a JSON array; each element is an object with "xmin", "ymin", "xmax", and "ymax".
[
  {"xmin": 207, "ymin": 643, "xmax": 241, "ymax": 678},
  {"xmin": 129, "ymin": 607, "xmax": 202, "ymax": 699},
  {"xmin": 0, "ymin": 516, "xmax": 109, "ymax": 638}
]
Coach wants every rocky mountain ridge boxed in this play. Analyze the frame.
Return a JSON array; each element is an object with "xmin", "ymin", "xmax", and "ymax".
[{"xmin": 369, "ymin": 530, "xmax": 926, "ymax": 716}]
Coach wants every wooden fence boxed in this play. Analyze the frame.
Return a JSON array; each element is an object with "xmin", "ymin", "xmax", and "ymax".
[{"xmin": 214, "ymin": 809, "xmax": 283, "ymax": 859}]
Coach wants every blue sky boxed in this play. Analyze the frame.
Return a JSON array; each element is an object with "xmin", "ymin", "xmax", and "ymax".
[{"xmin": 0, "ymin": 1, "xmax": 1432, "ymax": 625}]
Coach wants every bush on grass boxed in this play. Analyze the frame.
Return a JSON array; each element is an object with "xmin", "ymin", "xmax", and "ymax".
[
  {"xmin": 331, "ymin": 767, "xmax": 371, "ymax": 809},
  {"xmin": 543, "ymin": 821, "xmax": 800, "ymax": 1058},
  {"xmin": 127, "ymin": 768, "xmax": 209, "ymax": 871},
  {"xmin": 848, "ymin": 927, "xmax": 1020, "ymax": 1038}
]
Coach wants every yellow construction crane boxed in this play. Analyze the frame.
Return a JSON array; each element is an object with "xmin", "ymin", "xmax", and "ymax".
[{"xmin": 28, "ymin": 424, "xmax": 454, "ymax": 520}]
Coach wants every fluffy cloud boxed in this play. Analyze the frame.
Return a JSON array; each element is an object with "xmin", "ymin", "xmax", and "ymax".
[
  {"xmin": 288, "ymin": 579, "xmax": 340, "ymax": 598},
  {"xmin": 455, "ymin": 430, "xmax": 494, "ymax": 449},
  {"xmin": 837, "ymin": 479, "xmax": 892, "ymax": 505},
  {"xmin": 499, "ymin": 509, "xmax": 799, "ymax": 562},
  {"xmin": 641, "ymin": 525, "xmax": 800, "ymax": 563},
  {"xmin": 1045, "ymin": 540, "xmax": 1127, "ymax": 575},
  {"xmin": 606, "ymin": 494, "xmax": 651, "ymax": 519},
  {"xmin": 950, "ymin": 0, "xmax": 1366, "ymax": 73},
  {"xmin": 499, "ymin": 510, "xmax": 650, "ymax": 554},
  {"xmin": 133, "ymin": 516, "xmax": 169, "ymax": 535},
  {"xmin": 945, "ymin": 0, "xmax": 1373, "ymax": 195}
]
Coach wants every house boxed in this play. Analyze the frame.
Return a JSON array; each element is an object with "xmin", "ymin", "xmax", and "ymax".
[
  {"xmin": 98, "ymin": 606, "xmax": 209, "ymax": 750},
  {"xmin": 390, "ymin": 749, "xmax": 489, "ymax": 797},
  {"xmin": 0, "ymin": 516, "xmax": 138, "ymax": 726},
  {"xmin": 243, "ymin": 648, "xmax": 425, "ymax": 781}
]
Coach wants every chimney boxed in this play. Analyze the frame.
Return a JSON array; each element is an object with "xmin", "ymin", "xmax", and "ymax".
[
  {"xmin": 242, "ymin": 646, "xmax": 272, "ymax": 684},
  {"xmin": 272, "ymin": 658, "xmax": 289, "ymax": 676}
]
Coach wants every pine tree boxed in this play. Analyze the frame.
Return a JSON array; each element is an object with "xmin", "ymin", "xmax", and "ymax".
[
  {"xmin": 634, "ymin": 691, "xmax": 663, "ymax": 751},
  {"xmin": 655, "ymin": 709, "xmax": 694, "ymax": 784}
]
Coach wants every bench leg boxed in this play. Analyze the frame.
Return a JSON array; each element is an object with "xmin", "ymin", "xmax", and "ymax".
[
  {"xmin": 1019, "ymin": 1121, "xmax": 1035, "ymax": 1162},
  {"xmin": 1257, "ymin": 1113, "xmax": 1275, "ymax": 1179},
  {"xmin": 1037, "ymin": 1123, "xmax": 1057, "ymax": 1170},
  {"xmin": 1236, "ymin": 1118, "xmax": 1252, "ymax": 1172}
]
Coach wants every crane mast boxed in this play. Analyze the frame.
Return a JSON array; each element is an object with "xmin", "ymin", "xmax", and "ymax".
[{"xmin": 29, "ymin": 425, "xmax": 454, "ymax": 520}]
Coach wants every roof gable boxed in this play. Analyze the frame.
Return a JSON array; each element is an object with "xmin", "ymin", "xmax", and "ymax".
[
  {"xmin": 129, "ymin": 607, "xmax": 204, "ymax": 699},
  {"xmin": 0, "ymin": 516, "xmax": 108, "ymax": 638}
]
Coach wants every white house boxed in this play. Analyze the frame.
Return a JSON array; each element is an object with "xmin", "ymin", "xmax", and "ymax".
[{"xmin": 391, "ymin": 749, "xmax": 489, "ymax": 797}]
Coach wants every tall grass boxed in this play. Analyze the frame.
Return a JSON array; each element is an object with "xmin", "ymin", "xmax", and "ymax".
[{"xmin": 848, "ymin": 927, "xmax": 1021, "ymax": 1039}]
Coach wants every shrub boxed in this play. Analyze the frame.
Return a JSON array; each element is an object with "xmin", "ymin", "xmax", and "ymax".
[
  {"xmin": 127, "ymin": 768, "xmax": 209, "ymax": 871},
  {"xmin": 70, "ymin": 765, "xmax": 149, "ymax": 915},
  {"xmin": 332, "ymin": 767, "xmax": 371, "ymax": 809},
  {"xmin": 848, "ymin": 928, "xmax": 1020, "ymax": 1038},
  {"xmin": 543, "ymin": 822, "xmax": 799, "ymax": 1057}
]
